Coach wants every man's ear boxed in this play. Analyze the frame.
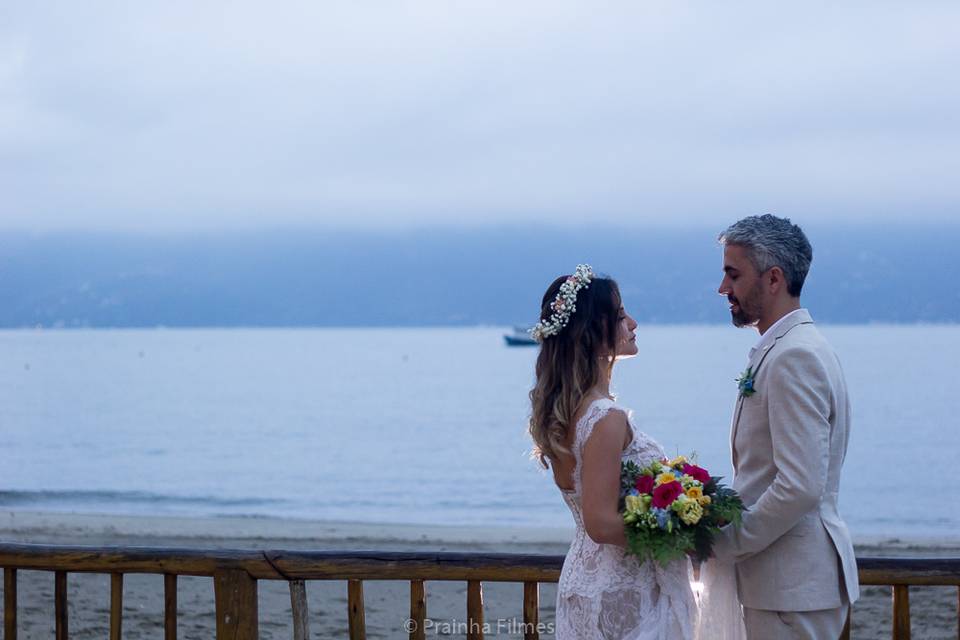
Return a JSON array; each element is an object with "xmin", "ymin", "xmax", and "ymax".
[{"xmin": 767, "ymin": 266, "xmax": 785, "ymax": 295}]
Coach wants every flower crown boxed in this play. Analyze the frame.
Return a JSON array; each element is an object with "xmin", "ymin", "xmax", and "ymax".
[{"xmin": 530, "ymin": 264, "xmax": 594, "ymax": 342}]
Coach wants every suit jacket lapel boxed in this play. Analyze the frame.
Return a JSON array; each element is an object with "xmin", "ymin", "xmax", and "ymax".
[
  {"xmin": 730, "ymin": 345, "xmax": 773, "ymax": 468},
  {"xmin": 730, "ymin": 310, "xmax": 815, "ymax": 469}
]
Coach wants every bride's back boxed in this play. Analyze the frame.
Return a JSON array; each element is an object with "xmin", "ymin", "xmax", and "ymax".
[{"xmin": 549, "ymin": 391, "xmax": 629, "ymax": 493}]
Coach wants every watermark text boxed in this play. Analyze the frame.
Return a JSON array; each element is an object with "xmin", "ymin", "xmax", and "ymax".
[{"xmin": 402, "ymin": 617, "xmax": 555, "ymax": 635}]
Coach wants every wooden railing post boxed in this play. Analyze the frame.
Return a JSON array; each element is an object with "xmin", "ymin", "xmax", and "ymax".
[
  {"xmin": 213, "ymin": 569, "xmax": 258, "ymax": 640},
  {"xmin": 164, "ymin": 574, "xmax": 177, "ymax": 640},
  {"xmin": 466, "ymin": 580, "xmax": 483, "ymax": 640},
  {"xmin": 893, "ymin": 584, "xmax": 910, "ymax": 640},
  {"xmin": 4, "ymin": 568, "xmax": 16, "ymax": 640},
  {"xmin": 409, "ymin": 580, "xmax": 426, "ymax": 640},
  {"xmin": 347, "ymin": 579, "xmax": 366, "ymax": 640},
  {"xmin": 55, "ymin": 571, "xmax": 68, "ymax": 640},
  {"xmin": 289, "ymin": 580, "xmax": 309, "ymax": 640},
  {"xmin": 110, "ymin": 573, "xmax": 123, "ymax": 640},
  {"xmin": 523, "ymin": 582, "xmax": 539, "ymax": 640}
]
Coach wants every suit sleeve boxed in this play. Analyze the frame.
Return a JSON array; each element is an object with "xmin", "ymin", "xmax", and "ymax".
[{"xmin": 722, "ymin": 346, "xmax": 832, "ymax": 560}]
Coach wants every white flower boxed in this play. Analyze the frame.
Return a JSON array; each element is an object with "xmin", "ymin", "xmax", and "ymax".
[{"xmin": 530, "ymin": 264, "xmax": 594, "ymax": 341}]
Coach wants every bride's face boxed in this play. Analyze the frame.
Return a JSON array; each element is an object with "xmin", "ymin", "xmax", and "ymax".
[{"xmin": 614, "ymin": 305, "xmax": 639, "ymax": 359}]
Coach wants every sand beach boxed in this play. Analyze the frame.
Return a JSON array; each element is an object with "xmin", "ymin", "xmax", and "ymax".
[{"xmin": 1, "ymin": 511, "xmax": 958, "ymax": 639}]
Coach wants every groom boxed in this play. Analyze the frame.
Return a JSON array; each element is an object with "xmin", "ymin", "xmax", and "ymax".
[{"xmin": 716, "ymin": 214, "xmax": 859, "ymax": 639}]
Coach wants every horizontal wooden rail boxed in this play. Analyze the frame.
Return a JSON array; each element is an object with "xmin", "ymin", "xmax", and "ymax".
[
  {"xmin": 0, "ymin": 544, "xmax": 278, "ymax": 578},
  {"xmin": 262, "ymin": 550, "xmax": 564, "ymax": 582},
  {"xmin": 857, "ymin": 557, "xmax": 960, "ymax": 585},
  {"xmin": 0, "ymin": 544, "xmax": 564, "ymax": 582}
]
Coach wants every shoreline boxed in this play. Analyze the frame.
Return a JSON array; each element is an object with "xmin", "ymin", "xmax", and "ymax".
[
  {"xmin": 2, "ymin": 510, "xmax": 959, "ymax": 552},
  {"xmin": 0, "ymin": 510, "xmax": 576, "ymax": 548}
]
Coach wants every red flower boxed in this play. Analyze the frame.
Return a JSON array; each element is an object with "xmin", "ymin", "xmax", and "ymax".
[
  {"xmin": 635, "ymin": 475, "xmax": 655, "ymax": 494},
  {"xmin": 651, "ymin": 481, "xmax": 684, "ymax": 509},
  {"xmin": 682, "ymin": 463, "xmax": 711, "ymax": 486}
]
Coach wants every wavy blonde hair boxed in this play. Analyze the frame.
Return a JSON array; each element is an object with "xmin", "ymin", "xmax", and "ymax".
[{"xmin": 528, "ymin": 274, "xmax": 621, "ymax": 469}]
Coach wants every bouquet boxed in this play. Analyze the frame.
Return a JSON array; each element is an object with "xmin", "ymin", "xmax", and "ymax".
[{"xmin": 620, "ymin": 455, "xmax": 744, "ymax": 566}]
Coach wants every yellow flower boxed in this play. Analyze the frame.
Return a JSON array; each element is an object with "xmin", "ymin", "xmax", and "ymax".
[
  {"xmin": 624, "ymin": 494, "xmax": 647, "ymax": 515},
  {"xmin": 679, "ymin": 500, "xmax": 703, "ymax": 525},
  {"xmin": 698, "ymin": 495, "xmax": 712, "ymax": 507},
  {"xmin": 655, "ymin": 472, "xmax": 676, "ymax": 486},
  {"xmin": 668, "ymin": 455, "xmax": 688, "ymax": 468},
  {"xmin": 685, "ymin": 486, "xmax": 704, "ymax": 501}
]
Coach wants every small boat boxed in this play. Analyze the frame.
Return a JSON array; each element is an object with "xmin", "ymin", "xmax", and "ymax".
[{"xmin": 504, "ymin": 325, "xmax": 538, "ymax": 347}]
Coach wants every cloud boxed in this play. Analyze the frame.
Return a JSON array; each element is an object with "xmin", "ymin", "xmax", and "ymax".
[{"xmin": 1, "ymin": 1, "xmax": 958, "ymax": 230}]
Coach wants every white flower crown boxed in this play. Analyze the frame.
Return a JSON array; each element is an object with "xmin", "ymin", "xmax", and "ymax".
[{"xmin": 530, "ymin": 264, "xmax": 594, "ymax": 342}]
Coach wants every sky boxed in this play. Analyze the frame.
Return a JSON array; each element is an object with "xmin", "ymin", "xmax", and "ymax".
[{"xmin": 1, "ymin": 1, "xmax": 959, "ymax": 232}]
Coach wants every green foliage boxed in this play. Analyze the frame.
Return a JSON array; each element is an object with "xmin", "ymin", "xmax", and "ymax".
[
  {"xmin": 620, "ymin": 461, "xmax": 642, "ymax": 492},
  {"xmin": 711, "ymin": 488, "xmax": 745, "ymax": 528},
  {"xmin": 625, "ymin": 516, "xmax": 696, "ymax": 565}
]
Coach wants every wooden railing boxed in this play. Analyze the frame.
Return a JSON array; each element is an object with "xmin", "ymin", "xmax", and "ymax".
[{"xmin": 0, "ymin": 543, "xmax": 958, "ymax": 639}]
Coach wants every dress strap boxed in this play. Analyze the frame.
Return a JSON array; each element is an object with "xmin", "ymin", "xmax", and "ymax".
[{"xmin": 574, "ymin": 398, "xmax": 625, "ymax": 456}]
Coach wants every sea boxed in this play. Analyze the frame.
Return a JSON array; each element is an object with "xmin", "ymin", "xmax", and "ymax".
[{"xmin": 0, "ymin": 325, "xmax": 957, "ymax": 541}]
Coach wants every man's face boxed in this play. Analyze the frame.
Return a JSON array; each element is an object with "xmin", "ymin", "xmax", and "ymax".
[{"xmin": 718, "ymin": 244, "xmax": 765, "ymax": 328}]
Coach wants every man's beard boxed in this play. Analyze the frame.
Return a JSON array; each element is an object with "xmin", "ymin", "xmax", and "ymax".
[{"xmin": 729, "ymin": 284, "xmax": 763, "ymax": 328}]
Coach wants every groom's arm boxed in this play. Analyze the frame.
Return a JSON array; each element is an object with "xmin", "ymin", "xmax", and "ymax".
[{"xmin": 722, "ymin": 347, "xmax": 832, "ymax": 560}]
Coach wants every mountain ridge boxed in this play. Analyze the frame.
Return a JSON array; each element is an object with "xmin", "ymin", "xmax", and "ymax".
[{"xmin": 1, "ymin": 225, "xmax": 956, "ymax": 327}]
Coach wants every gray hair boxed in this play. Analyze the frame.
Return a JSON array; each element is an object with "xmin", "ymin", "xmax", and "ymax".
[{"xmin": 718, "ymin": 214, "xmax": 813, "ymax": 297}]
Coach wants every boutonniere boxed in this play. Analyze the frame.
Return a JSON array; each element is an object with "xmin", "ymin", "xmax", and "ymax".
[{"xmin": 736, "ymin": 366, "xmax": 756, "ymax": 398}]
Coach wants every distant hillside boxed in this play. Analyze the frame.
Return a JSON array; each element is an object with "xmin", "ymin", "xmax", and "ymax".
[{"xmin": 0, "ymin": 225, "xmax": 957, "ymax": 327}]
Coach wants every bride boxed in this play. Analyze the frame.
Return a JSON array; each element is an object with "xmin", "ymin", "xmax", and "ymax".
[{"xmin": 527, "ymin": 265, "xmax": 742, "ymax": 639}]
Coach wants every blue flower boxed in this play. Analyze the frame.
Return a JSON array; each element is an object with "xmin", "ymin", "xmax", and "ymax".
[
  {"xmin": 652, "ymin": 507, "xmax": 671, "ymax": 530},
  {"xmin": 736, "ymin": 366, "xmax": 756, "ymax": 398}
]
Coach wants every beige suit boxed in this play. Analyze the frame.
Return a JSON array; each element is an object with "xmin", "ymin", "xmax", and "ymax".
[{"xmin": 721, "ymin": 310, "xmax": 859, "ymax": 637}]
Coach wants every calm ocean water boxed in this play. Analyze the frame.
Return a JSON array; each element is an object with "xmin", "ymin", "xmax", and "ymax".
[{"xmin": 0, "ymin": 326, "xmax": 957, "ymax": 540}]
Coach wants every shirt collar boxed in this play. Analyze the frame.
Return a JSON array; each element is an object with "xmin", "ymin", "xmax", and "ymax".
[{"xmin": 748, "ymin": 308, "xmax": 807, "ymax": 359}]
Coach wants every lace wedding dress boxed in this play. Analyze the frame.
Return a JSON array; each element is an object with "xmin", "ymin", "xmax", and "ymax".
[{"xmin": 555, "ymin": 398, "xmax": 698, "ymax": 639}]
